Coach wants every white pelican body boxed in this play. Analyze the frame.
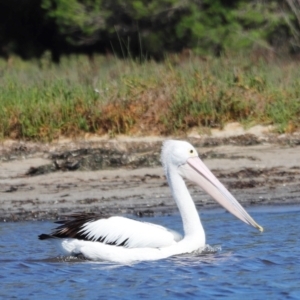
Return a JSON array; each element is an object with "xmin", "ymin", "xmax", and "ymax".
[{"xmin": 39, "ymin": 140, "xmax": 263, "ymax": 263}]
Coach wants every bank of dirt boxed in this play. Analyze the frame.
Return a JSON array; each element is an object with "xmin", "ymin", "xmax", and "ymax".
[{"xmin": 0, "ymin": 133, "xmax": 300, "ymax": 222}]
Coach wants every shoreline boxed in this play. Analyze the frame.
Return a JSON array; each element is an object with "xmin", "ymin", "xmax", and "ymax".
[{"xmin": 1, "ymin": 132, "xmax": 300, "ymax": 222}]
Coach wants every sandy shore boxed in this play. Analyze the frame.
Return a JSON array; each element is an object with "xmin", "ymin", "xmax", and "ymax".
[{"xmin": 1, "ymin": 131, "xmax": 300, "ymax": 222}]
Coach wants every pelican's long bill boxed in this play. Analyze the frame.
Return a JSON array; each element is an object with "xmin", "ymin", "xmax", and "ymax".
[{"xmin": 179, "ymin": 156, "xmax": 263, "ymax": 232}]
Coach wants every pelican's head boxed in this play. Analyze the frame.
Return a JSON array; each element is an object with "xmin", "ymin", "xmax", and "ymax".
[
  {"xmin": 161, "ymin": 140, "xmax": 198, "ymax": 169},
  {"xmin": 161, "ymin": 140, "xmax": 263, "ymax": 232}
]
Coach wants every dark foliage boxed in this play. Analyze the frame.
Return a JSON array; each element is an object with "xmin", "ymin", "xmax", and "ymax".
[{"xmin": 0, "ymin": 0, "xmax": 299, "ymax": 61}]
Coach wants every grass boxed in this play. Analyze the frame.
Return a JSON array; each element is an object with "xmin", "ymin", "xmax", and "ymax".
[{"xmin": 0, "ymin": 52, "xmax": 300, "ymax": 141}]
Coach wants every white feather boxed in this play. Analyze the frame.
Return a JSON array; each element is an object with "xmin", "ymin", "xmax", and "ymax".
[{"xmin": 79, "ymin": 216, "xmax": 182, "ymax": 248}]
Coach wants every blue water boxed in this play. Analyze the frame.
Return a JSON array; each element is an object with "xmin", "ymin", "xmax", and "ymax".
[{"xmin": 1, "ymin": 205, "xmax": 300, "ymax": 299}]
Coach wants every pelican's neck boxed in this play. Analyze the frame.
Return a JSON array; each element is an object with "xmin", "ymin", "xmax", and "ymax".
[{"xmin": 166, "ymin": 166, "xmax": 205, "ymax": 241}]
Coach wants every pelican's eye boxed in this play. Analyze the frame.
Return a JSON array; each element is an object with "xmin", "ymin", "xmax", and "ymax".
[{"xmin": 190, "ymin": 149, "xmax": 194, "ymax": 154}]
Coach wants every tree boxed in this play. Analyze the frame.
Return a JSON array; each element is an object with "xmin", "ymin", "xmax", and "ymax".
[{"xmin": 0, "ymin": 0, "xmax": 299, "ymax": 61}]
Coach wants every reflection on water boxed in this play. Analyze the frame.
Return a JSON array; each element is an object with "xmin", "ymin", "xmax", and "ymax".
[{"xmin": 1, "ymin": 205, "xmax": 300, "ymax": 299}]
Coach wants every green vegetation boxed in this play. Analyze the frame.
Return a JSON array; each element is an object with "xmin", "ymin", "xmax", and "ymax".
[
  {"xmin": 1, "ymin": 1, "xmax": 299, "ymax": 141},
  {"xmin": 0, "ymin": 54, "xmax": 299, "ymax": 141},
  {"xmin": 1, "ymin": 1, "xmax": 299, "ymax": 60}
]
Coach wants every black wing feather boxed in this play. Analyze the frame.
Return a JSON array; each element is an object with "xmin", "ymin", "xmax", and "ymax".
[{"xmin": 38, "ymin": 213, "xmax": 129, "ymax": 246}]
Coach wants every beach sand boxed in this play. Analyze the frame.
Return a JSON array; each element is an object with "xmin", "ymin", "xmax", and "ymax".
[{"xmin": 1, "ymin": 130, "xmax": 300, "ymax": 222}]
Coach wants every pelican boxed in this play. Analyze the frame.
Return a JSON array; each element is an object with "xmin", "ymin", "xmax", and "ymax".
[{"xmin": 39, "ymin": 140, "xmax": 263, "ymax": 263}]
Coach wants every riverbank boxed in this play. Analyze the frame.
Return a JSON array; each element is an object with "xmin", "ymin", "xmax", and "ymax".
[
  {"xmin": 1, "ymin": 55, "xmax": 300, "ymax": 141},
  {"xmin": 1, "ymin": 130, "xmax": 300, "ymax": 222}
]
